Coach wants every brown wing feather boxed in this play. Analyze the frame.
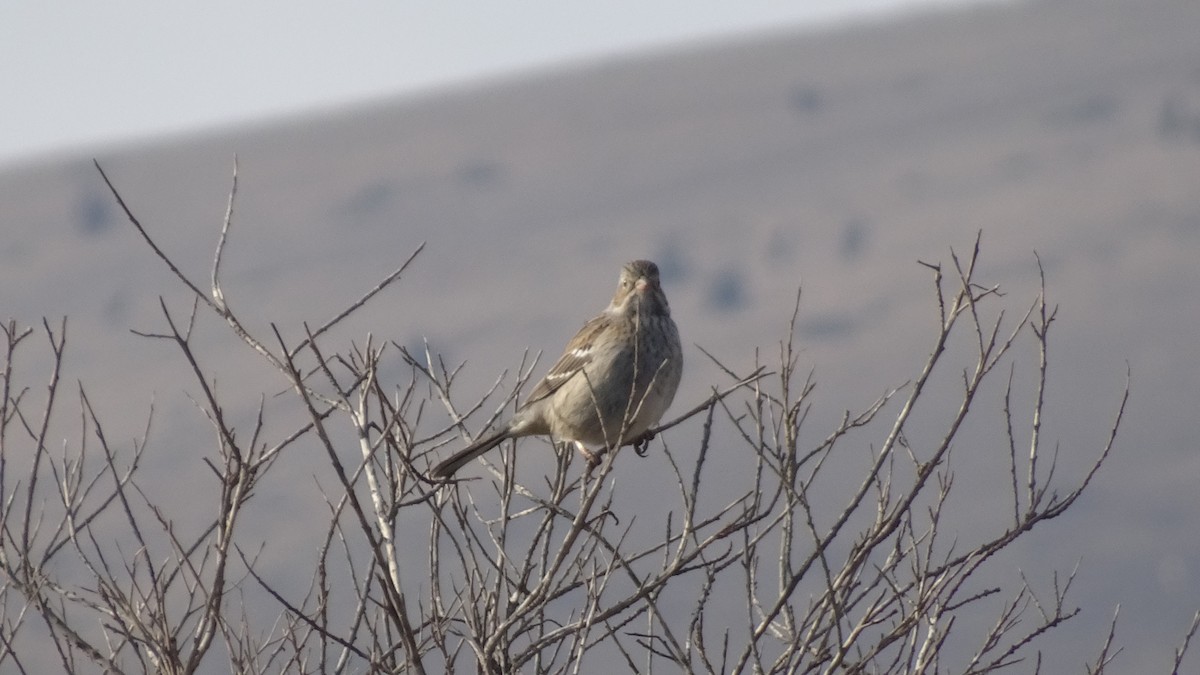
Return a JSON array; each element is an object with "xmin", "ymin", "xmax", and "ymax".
[{"xmin": 521, "ymin": 314, "xmax": 610, "ymax": 406}]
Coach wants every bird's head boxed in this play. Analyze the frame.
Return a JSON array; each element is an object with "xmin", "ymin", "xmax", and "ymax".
[{"xmin": 610, "ymin": 260, "xmax": 671, "ymax": 319}]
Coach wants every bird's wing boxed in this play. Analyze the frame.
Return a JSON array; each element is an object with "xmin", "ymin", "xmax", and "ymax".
[{"xmin": 522, "ymin": 314, "xmax": 609, "ymax": 406}]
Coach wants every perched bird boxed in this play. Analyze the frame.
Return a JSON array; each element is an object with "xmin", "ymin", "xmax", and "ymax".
[{"xmin": 431, "ymin": 260, "xmax": 683, "ymax": 479}]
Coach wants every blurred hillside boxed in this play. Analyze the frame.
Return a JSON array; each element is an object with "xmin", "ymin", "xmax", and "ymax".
[{"xmin": 2, "ymin": 0, "xmax": 1199, "ymax": 669}]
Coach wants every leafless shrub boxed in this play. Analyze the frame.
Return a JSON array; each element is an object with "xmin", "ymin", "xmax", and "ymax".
[{"xmin": 0, "ymin": 161, "xmax": 1191, "ymax": 674}]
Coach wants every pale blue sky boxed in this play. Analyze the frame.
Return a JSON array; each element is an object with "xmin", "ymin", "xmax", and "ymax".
[{"xmin": 1, "ymin": 1, "xmax": 982, "ymax": 167}]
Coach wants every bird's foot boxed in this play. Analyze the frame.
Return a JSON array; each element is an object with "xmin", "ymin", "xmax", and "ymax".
[
  {"xmin": 576, "ymin": 442, "xmax": 604, "ymax": 468},
  {"xmin": 628, "ymin": 430, "xmax": 657, "ymax": 456}
]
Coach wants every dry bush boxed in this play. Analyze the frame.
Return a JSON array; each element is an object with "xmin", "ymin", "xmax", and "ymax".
[{"xmin": 0, "ymin": 163, "xmax": 1195, "ymax": 674}]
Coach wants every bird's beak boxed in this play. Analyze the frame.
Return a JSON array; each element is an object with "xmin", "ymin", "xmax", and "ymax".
[{"xmin": 634, "ymin": 278, "xmax": 649, "ymax": 293}]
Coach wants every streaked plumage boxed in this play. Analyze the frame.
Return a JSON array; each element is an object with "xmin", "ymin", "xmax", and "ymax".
[{"xmin": 431, "ymin": 260, "xmax": 682, "ymax": 478}]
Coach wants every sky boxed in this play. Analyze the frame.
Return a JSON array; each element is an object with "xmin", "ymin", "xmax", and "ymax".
[{"xmin": 0, "ymin": 1, "xmax": 982, "ymax": 169}]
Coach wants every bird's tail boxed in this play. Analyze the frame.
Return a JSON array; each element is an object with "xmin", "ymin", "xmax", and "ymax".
[{"xmin": 431, "ymin": 429, "xmax": 511, "ymax": 478}]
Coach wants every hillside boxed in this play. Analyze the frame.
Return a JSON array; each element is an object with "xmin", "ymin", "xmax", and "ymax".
[{"xmin": 2, "ymin": 0, "xmax": 1199, "ymax": 669}]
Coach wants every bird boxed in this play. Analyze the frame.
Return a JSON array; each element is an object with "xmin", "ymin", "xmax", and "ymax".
[{"xmin": 431, "ymin": 260, "xmax": 683, "ymax": 479}]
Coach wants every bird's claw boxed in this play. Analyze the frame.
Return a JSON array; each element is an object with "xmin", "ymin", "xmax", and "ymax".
[{"xmin": 629, "ymin": 430, "xmax": 657, "ymax": 456}]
